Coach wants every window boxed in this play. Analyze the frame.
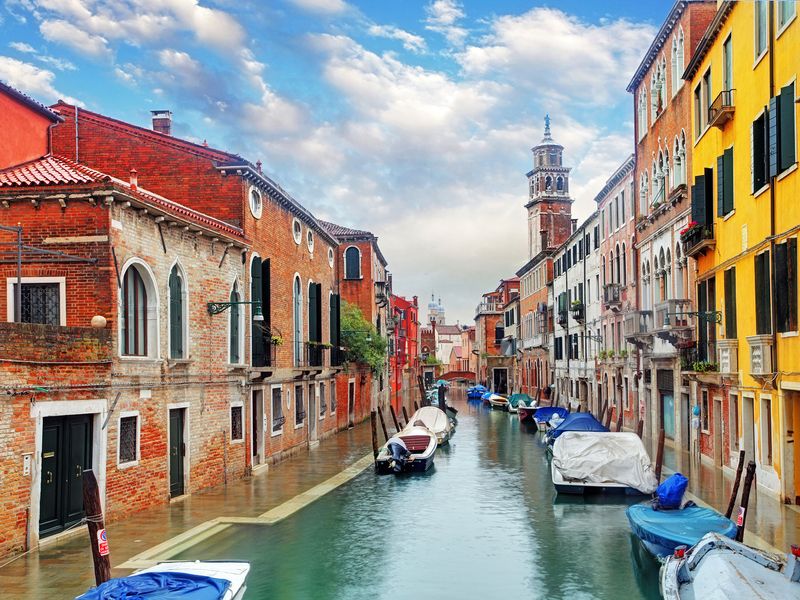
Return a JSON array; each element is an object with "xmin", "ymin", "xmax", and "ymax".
[
  {"xmin": 168, "ymin": 264, "xmax": 186, "ymax": 359},
  {"xmin": 729, "ymin": 393, "xmax": 739, "ymax": 451},
  {"xmin": 701, "ymin": 390, "xmax": 709, "ymax": 432},
  {"xmin": 344, "ymin": 247, "xmax": 361, "ymax": 279},
  {"xmin": 593, "ymin": 225, "xmax": 599, "ymax": 249},
  {"xmin": 755, "ymin": 1, "xmax": 768, "ymax": 59},
  {"xmin": 293, "ymin": 276, "xmax": 303, "ymax": 365},
  {"xmin": 328, "ymin": 247, "xmax": 334, "ymax": 268},
  {"xmin": 638, "ymin": 91, "xmax": 648, "ymax": 139},
  {"xmin": 778, "ymin": 0, "xmax": 796, "ymax": 31},
  {"xmin": 752, "ymin": 111, "xmax": 769, "ymax": 191},
  {"xmin": 229, "ymin": 282, "xmax": 242, "ymax": 364},
  {"xmin": 694, "ymin": 84, "xmax": 702, "ymax": 137},
  {"xmin": 307, "ymin": 230, "xmax": 314, "ymax": 253},
  {"xmin": 319, "ymin": 382, "xmax": 326, "ymax": 417},
  {"xmin": 556, "ymin": 176, "xmax": 564, "ymax": 192},
  {"xmin": 775, "ymin": 238, "xmax": 797, "ymax": 332},
  {"xmin": 295, "ymin": 384, "xmax": 305, "ymax": 426},
  {"xmin": 722, "ymin": 35, "xmax": 733, "ymax": 92},
  {"xmin": 330, "ymin": 380, "xmax": 337, "ymax": 413},
  {"xmin": 755, "ymin": 251, "xmax": 772, "ymax": 334},
  {"xmin": 761, "ymin": 396, "xmax": 772, "ymax": 465},
  {"xmin": 292, "ymin": 218, "xmax": 302, "ymax": 244},
  {"xmin": 724, "ymin": 267, "xmax": 738, "ymax": 339},
  {"xmin": 122, "ymin": 265, "xmax": 149, "ymax": 356},
  {"xmin": 620, "ymin": 190, "xmax": 625, "ymax": 223},
  {"xmin": 8, "ymin": 279, "xmax": 63, "ymax": 325},
  {"xmin": 249, "ymin": 187, "xmax": 262, "ymax": 218},
  {"xmin": 118, "ymin": 413, "xmax": 139, "ymax": 466},
  {"xmin": 778, "ymin": 82, "xmax": 797, "ymax": 173},
  {"xmin": 271, "ymin": 386, "xmax": 284, "ymax": 434},
  {"xmin": 717, "ymin": 147, "xmax": 734, "ymax": 216},
  {"xmin": 230, "ymin": 404, "xmax": 243, "ymax": 442}
]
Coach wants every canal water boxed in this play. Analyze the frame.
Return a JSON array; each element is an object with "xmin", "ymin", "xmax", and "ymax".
[{"xmin": 175, "ymin": 399, "xmax": 662, "ymax": 599}]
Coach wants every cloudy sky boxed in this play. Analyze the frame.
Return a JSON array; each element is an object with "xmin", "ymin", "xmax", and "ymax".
[{"xmin": 0, "ymin": 0, "xmax": 664, "ymax": 323}]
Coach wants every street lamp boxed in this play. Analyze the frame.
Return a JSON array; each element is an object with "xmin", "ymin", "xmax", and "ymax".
[
  {"xmin": 663, "ymin": 310, "xmax": 721, "ymax": 329},
  {"xmin": 207, "ymin": 300, "xmax": 264, "ymax": 321}
]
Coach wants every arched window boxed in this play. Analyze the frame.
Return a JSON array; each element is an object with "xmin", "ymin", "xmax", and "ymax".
[
  {"xmin": 556, "ymin": 176, "xmax": 564, "ymax": 192},
  {"xmin": 665, "ymin": 248, "xmax": 672, "ymax": 300},
  {"xmin": 230, "ymin": 281, "xmax": 242, "ymax": 364},
  {"xmin": 121, "ymin": 261, "xmax": 157, "ymax": 357},
  {"xmin": 671, "ymin": 36, "xmax": 679, "ymax": 93},
  {"xmin": 640, "ymin": 172, "xmax": 649, "ymax": 213},
  {"xmin": 168, "ymin": 264, "xmax": 186, "ymax": 359},
  {"xmin": 621, "ymin": 243, "xmax": 627, "ymax": 286},
  {"xmin": 293, "ymin": 276, "xmax": 303, "ymax": 365},
  {"xmin": 615, "ymin": 243, "xmax": 621, "ymax": 285},
  {"xmin": 679, "ymin": 130, "xmax": 687, "ymax": 186},
  {"xmin": 638, "ymin": 91, "xmax": 648, "ymax": 139},
  {"xmin": 344, "ymin": 247, "xmax": 361, "ymax": 280},
  {"xmin": 664, "ymin": 149, "xmax": 671, "ymax": 190},
  {"xmin": 545, "ymin": 176, "xmax": 552, "ymax": 191},
  {"xmin": 602, "ymin": 256, "xmax": 607, "ymax": 287},
  {"xmin": 676, "ymin": 27, "xmax": 685, "ymax": 84},
  {"xmin": 610, "ymin": 250, "xmax": 615, "ymax": 285}
]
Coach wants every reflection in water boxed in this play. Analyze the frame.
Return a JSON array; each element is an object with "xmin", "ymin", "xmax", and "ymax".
[{"xmin": 175, "ymin": 396, "xmax": 661, "ymax": 599}]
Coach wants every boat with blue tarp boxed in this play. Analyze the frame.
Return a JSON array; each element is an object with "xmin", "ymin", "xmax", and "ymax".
[
  {"xmin": 531, "ymin": 406, "xmax": 568, "ymax": 430},
  {"xmin": 545, "ymin": 412, "xmax": 608, "ymax": 446},
  {"xmin": 467, "ymin": 385, "xmax": 487, "ymax": 400}
]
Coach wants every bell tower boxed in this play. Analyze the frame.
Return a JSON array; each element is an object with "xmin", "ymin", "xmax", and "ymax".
[{"xmin": 526, "ymin": 115, "xmax": 574, "ymax": 259}]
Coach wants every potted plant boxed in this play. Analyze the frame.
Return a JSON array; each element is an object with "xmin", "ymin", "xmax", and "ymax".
[
  {"xmin": 692, "ymin": 361, "xmax": 718, "ymax": 373},
  {"xmin": 607, "ymin": 349, "xmax": 616, "ymax": 359},
  {"xmin": 619, "ymin": 349, "xmax": 629, "ymax": 359},
  {"xmin": 679, "ymin": 220, "xmax": 701, "ymax": 241},
  {"xmin": 270, "ymin": 335, "xmax": 283, "ymax": 346},
  {"xmin": 598, "ymin": 350, "xmax": 608, "ymax": 360}
]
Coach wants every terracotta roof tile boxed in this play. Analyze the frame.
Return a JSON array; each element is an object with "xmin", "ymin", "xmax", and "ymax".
[
  {"xmin": 0, "ymin": 155, "xmax": 108, "ymax": 187},
  {"xmin": 318, "ymin": 220, "xmax": 374, "ymax": 239}
]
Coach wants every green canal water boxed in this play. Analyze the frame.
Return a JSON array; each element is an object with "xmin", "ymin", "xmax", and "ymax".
[{"xmin": 175, "ymin": 400, "xmax": 662, "ymax": 599}]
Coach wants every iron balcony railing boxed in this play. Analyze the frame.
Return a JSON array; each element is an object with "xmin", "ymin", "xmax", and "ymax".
[
  {"xmin": 682, "ymin": 223, "xmax": 715, "ymax": 257},
  {"xmin": 654, "ymin": 298, "xmax": 694, "ymax": 333},
  {"xmin": 708, "ymin": 89, "xmax": 735, "ymax": 128},
  {"xmin": 603, "ymin": 283, "xmax": 622, "ymax": 308},
  {"xmin": 623, "ymin": 310, "xmax": 653, "ymax": 339},
  {"xmin": 272, "ymin": 415, "xmax": 286, "ymax": 430}
]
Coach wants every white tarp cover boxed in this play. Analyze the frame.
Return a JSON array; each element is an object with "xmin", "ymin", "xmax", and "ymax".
[
  {"xmin": 552, "ymin": 431, "xmax": 658, "ymax": 494},
  {"xmin": 408, "ymin": 406, "xmax": 451, "ymax": 436}
]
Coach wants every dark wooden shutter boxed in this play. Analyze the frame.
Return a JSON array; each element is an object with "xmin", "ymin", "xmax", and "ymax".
[
  {"xmin": 704, "ymin": 168, "xmax": 714, "ymax": 225},
  {"xmin": 723, "ymin": 148, "xmax": 734, "ymax": 214},
  {"xmin": 776, "ymin": 243, "xmax": 789, "ymax": 332},
  {"xmin": 780, "ymin": 84, "xmax": 796, "ymax": 171},
  {"xmin": 789, "ymin": 238, "xmax": 797, "ymax": 331},
  {"xmin": 315, "ymin": 283, "xmax": 322, "ymax": 342},
  {"xmin": 330, "ymin": 293, "xmax": 341, "ymax": 365},
  {"xmin": 692, "ymin": 175, "xmax": 706, "ymax": 225},
  {"xmin": 768, "ymin": 97, "xmax": 778, "ymax": 178},
  {"xmin": 724, "ymin": 268, "xmax": 737, "ymax": 339},
  {"xmin": 169, "ymin": 268, "xmax": 182, "ymax": 358},
  {"xmin": 697, "ymin": 280, "xmax": 708, "ymax": 361},
  {"xmin": 717, "ymin": 155, "xmax": 725, "ymax": 217},
  {"xmin": 230, "ymin": 289, "xmax": 240, "ymax": 363},
  {"xmin": 251, "ymin": 257, "xmax": 266, "ymax": 367},
  {"xmin": 755, "ymin": 252, "xmax": 771, "ymax": 335},
  {"xmin": 753, "ymin": 114, "xmax": 767, "ymax": 190},
  {"xmin": 309, "ymin": 282, "xmax": 319, "ymax": 343}
]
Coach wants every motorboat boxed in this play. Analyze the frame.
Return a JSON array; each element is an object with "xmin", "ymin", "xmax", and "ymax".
[
  {"xmin": 408, "ymin": 406, "xmax": 453, "ymax": 445},
  {"xmin": 626, "ymin": 503, "xmax": 737, "ymax": 559},
  {"xmin": 507, "ymin": 393, "xmax": 533, "ymax": 415},
  {"xmin": 375, "ymin": 424, "xmax": 437, "ymax": 474},
  {"xmin": 660, "ymin": 532, "xmax": 800, "ymax": 599},
  {"xmin": 517, "ymin": 403, "xmax": 539, "ymax": 423},
  {"xmin": 545, "ymin": 412, "xmax": 608, "ymax": 447},
  {"xmin": 487, "ymin": 393, "xmax": 509, "ymax": 410},
  {"xmin": 551, "ymin": 432, "xmax": 658, "ymax": 495},
  {"xmin": 532, "ymin": 406, "xmax": 568, "ymax": 431},
  {"xmin": 76, "ymin": 561, "xmax": 250, "ymax": 599},
  {"xmin": 467, "ymin": 385, "xmax": 487, "ymax": 401},
  {"xmin": 480, "ymin": 391, "xmax": 493, "ymax": 405}
]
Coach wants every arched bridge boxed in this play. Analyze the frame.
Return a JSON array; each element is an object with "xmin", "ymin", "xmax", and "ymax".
[{"xmin": 438, "ymin": 370, "xmax": 476, "ymax": 383}]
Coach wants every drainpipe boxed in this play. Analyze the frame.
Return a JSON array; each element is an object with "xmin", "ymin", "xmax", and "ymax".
[
  {"xmin": 768, "ymin": 1, "xmax": 778, "ymax": 377},
  {"xmin": 74, "ymin": 106, "xmax": 80, "ymax": 163}
]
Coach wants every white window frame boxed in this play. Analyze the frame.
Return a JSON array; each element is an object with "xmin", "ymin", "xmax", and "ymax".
[
  {"xmin": 6, "ymin": 276, "xmax": 67, "ymax": 325},
  {"xmin": 294, "ymin": 383, "xmax": 305, "ymax": 429},
  {"xmin": 271, "ymin": 384, "xmax": 284, "ymax": 437},
  {"xmin": 230, "ymin": 400, "xmax": 244, "ymax": 444},
  {"xmin": 760, "ymin": 393, "xmax": 773, "ymax": 466},
  {"xmin": 318, "ymin": 381, "xmax": 326, "ymax": 421},
  {"xmin": 777, "ymin": 0, "xmax": 797, "ymax": 37},
  {"xmin": 754, "ymin": 0, "xmax": 768, "ymax": 64},
  {"xmin": 167, "ymin": 259, "xmax": 189, "ymax": 361},
  {"xmin": 330, "ymin": 379, "xmax": 337, "ymax": 415},
  {"xmin": 292, "ymin": 218, "xmax": 302, "ymax": 245},
  {"xmin": 118, "ymin": 258, "xmax": 160, "ymax": 360},
  {"xmin": 343, "ymin": 245, "xmax": 362, "ymax": 280},
  {"xmin": 117, "ymin": 410, "xmax": 141, "ymax": 469},
  {"xmin": 328, "ymin": 247, "xmax": 334, "ymax": 268},
  {"xmin": 248, "ymin": 186, "xmax": 263, "ymax": 219}
]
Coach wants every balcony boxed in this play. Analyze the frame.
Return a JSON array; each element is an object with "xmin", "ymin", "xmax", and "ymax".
[
  {"xmin": 475, "ymin": 301, "xmax": 504, "ymax": 317},
  {"xmin": 682, "ymin": 223, "xmax": 715, "ymax": 258},
  {"xmin": 570, "ymin": 302, "xmax": 585, "ymax": 323},
  {"xmin": 293, "ymin": 342, "xmax": 325, "ymax": 371},
  {"xmin": 557, "ymin": 309, "xmax": 568, "ymax": 328},
  {"xmin": 746, "ymin": 335, "xmax": 774, "ymax": 378},
  {"xmin": 716, "ymin": 339, "xmax": 738, "ymax": 375},
  {"xmin": 603, "ymin": 283, "xmax": 622, "ymax": 311},
  {"xmin": 654, "ymin": 299, "xmax": 694, "ymax": 344},
  {"xmin": 708, "ymin": 89, "xmax": 735, "ymax": 129},
  {"xmin": 623, "ymin": 310, "xmax": 653, "ymax": 347}
]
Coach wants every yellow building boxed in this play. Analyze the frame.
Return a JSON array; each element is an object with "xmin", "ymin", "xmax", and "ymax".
[{"xmin": 684, "ymin": 0, "xmax": 799, "ymax": 503}]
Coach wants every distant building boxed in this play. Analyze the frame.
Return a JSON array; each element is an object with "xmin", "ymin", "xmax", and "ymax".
[{"xmin": 427, "ymin": 294, "xmax": 446, "ymax": 326}]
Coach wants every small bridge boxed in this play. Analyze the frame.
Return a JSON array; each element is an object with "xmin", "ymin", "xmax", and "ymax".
[{"xmin": 438, "ymin": 370, "xmax": 477, "ymax": 383}]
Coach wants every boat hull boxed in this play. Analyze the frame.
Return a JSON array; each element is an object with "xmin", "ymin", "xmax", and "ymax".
[
  {"xmin": 375, "ymin": 454, "xmax": 434, "ymax": 474},
  {"xmin": 518, "ymin": 407, "xmax": 536, "ymax": 422}
]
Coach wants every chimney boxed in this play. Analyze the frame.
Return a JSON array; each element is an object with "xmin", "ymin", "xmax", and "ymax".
[
  {"xmin": 150, "ymin": 110, "xmax": 172, "ymax": 135},
  {"xmin": 571, "ymin": 218, "xmax": 578, "ymax": 233},
  {"xmin": 130, "ymin": 168, "xmax": 138, "ymax": 191}
]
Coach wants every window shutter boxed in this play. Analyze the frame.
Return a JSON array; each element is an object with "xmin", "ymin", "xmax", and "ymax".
[
  {"xmin": 724, "ymin": 268, "xmax": 737, "ymax": 339},
  {"xmin": 251, "ymin": 257, "xmax": 266, "ymax": 367},
  {"xmin": 230, "ymin": 291, "xmax": 240, "ymax": 363},
  {"xmin": 755, "ymin": 252, "xmax": 772, "ymax": 335},
  {"xmin": 692, "ymin": 175, "xmax": 706, "ymax": 225},
  {"xmin": 789, "ymin": 238, "xmax": 797, "ymax": 331},
  {"xmin": 169, "ymin": 270, "xmax": 182, "ymax": 358},
  {"xmin": 723, "ymin": 148, "xmax": 734, "ymax": 214},
  {"xmin": 308, "ymin": 283, "xmax": 319, "ymax": 343},
  {"xmin": 779, "ymin": 84, "xmax": 796, "ymax": 171},
  {"xmin": 768, "ymin": 97, "xmax": 778, "ymax": 178},
  {"xmin": 776, "ymin": 243, "xmax": 789, "ymax": 332},
  {"xmin": 717, "ymin": 155, "xmax": 725, "ymax": 217},
  {"xmin": 262, "ymin": 259, "xmax": 271, "ymax": 330},
  {"xmin": 750, "ymin": 121, "xmax": 756, "ymax": 192},
  {"xmin": 697, "ymin": 280, "xmax": 708, "ymax": 362}
]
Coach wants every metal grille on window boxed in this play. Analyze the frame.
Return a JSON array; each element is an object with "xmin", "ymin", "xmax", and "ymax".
[
  {"xmin": 231, "ymin": 406, "xmax": 243, "ymax": 440},
  {"xmin": 119, "ymin": 416, "xmax": 137, "ymax": 463},
  {"xmin": 16, "ymin": 283, "xmax": 60, "ymax": 325}
]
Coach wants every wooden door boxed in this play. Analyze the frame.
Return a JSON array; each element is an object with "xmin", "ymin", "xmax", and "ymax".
[{"xmin": 169, "ymin": 409, "xmax": 185, "ymax": 497}]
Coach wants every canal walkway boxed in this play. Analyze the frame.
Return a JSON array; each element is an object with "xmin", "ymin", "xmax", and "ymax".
[{"xmin": 1, "ymin": 391, "xmax": 798, "ymax": 598}]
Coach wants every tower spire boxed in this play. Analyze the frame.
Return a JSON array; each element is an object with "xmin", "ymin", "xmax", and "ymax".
[{"xmin": 542, "ymin": 114, "xmax": 552, "ymax": 142}]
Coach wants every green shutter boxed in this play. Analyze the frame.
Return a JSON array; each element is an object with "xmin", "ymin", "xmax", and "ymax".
[
  {"xmin": 723, "ymin": 148, "xmax": 734, "ymax": 214},
  {"xmin": 692, "ymin": 175, "xmax": 706, "ymax": 225},
  {"xmin": 717, "ymin": 155, "xmax": 725, "ymax": 217},
  {"xmin": 779, "ymin": 84, "xmax": 796, "ymax": 171},
  {"xmin": 251, "ymin": 257, "xmax": 265, "ymax": 367},
  {"xmin": 768, "ymin": 97, "xmax": 779, "ymax": 178},
  {"xmin": 230, "ymin": 289, "xmax": 240, "ymax": 363},
  {"xmin": 776, "ymin": 243, "xmax": 789, "ymax": 332},
  {"xmin": 308, "ymin": 282, "xmax": 319, "ymax": 343},
  {"xmin": 697, "ymin": 280, "xmax": 708, "ymax": 361},
  {"xmin": 724, "ymin": 268, "xmax": 737, "ymax": 339},
  {"xmin": 755, "ymin": 252, "xmax": 772, "ymax": 335},
  {"xmin": 789, "ymin": 238, "xmax": 797, "ymax": 331},
  {"xmin": 169, "ymin": 267, "xmax": 183, "ymax": 358}
]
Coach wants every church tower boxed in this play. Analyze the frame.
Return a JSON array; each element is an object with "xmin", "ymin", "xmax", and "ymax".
[{"xmin": 526, "ymin": 115, "xmax": 574, "ymax": 259}]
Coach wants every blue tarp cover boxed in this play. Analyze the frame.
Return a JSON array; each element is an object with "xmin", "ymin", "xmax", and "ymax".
[
  {"xmin": 626, "ymin": 504, "xmax": 737, "ymax": 550},
  {"xmin": 76, "ymin": 571, "xmax": 230, "ymax": 600},
  {"xmin": 532, "ymin": 406, "xmax": 568, "ymax": 423},
  {"xmin": 480, "ymin": 392, "xmax": 493, "ymax": 401},
  {"xmin": 548, "ymin": 413, "xmax": 607, "ymax": 440}
]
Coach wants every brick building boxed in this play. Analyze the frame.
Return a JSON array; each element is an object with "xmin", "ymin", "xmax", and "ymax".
[
  {"xmin": 389, "ymin": 293, "xmax": 420, "ymax": 413},
  {"xmin": 474, "ymin": 278, "xmax": 519, "ymax": 393}
]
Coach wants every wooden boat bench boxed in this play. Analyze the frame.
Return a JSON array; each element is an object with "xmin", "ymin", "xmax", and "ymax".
[{"xmin": 399, "ymin": 435, "xmax": 430, "ymax": 453}]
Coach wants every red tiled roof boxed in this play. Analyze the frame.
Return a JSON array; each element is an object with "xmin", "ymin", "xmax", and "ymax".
[
  {"xmin": 0, "ymin": 155, "xmax": 109, "ymax": 187},
  {"xmin": 318, "ymin": 220, "xmax": 375, "ymax": 239},
  {"xmin": 438, "ymin": 325, "xmax": 462, "ymax": 336}
]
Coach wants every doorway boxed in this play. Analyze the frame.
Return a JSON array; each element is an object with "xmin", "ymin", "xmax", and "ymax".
[
  {"xmin": 661, "ymin": 393, "xmax": 675, "ymax": 440},
  {"xmin": 348, "ymin": 380, "xmax": 356, "ymax": 428},
  {"xmin": 39, "ymin": 415, "xmax": 92, "ymax": 537},
  {"xmin": 252, "ymin": 390, "xmax": 264, "ymax": 465},
  {"xmin": 784, "ymin": 391, "xmax": 798, "ymax": 504},
  {"xmin": 713, "ymin": 398, "xmax": 723, "ymax": 466},
  {"xmin": 493, "ymin": 368, "xmax": 508, "ymax": 395},
  {"xmin": 168, "ymin": 408, "xmax": 186, "ymax": 497},
  {"xmin": 308, "ymin": 384, "xmax": 317, "ymax": 443},
  {"xmin": 680, "ymin": 392, "xmax": 690, "ymax": 451},
  {"xmin": 742, "ymin": 395, "xmax": 755, "ymax": 463}
]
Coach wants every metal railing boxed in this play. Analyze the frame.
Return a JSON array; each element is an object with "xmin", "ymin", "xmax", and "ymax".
[
  {"xmin": 475, "ymin": 301, "xmax": 504, "ymax": 315},
  {"xmin": 682, "ymin": 223, "xmax": 714, "ymax": 255},
  {"xmin": 708, "ymin": 89, "xmax": 735, "ymax": 127},
  {"xmin": 654, "ymin": 298, "xmax": 694, "ymax": 332},
  {"xmin": 603, "ymin": 283, "xmax": 622, "ymax": 306},
  {"xmin": 623, "ymin": 310, "xmax": 652, "ymax": 338}
]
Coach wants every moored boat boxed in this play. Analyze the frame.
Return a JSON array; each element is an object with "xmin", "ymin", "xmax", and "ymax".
[
  {"xmin": 375, "ymin": 425, "xmax": 437, "ymax": 474},
  {"xmin": 660, "ymin": 532, "xmax": 800, "ymax": 599},
  {"xmin": 76, "ymin": 561, "xmax": 250, "ymax": 599},
  {"xmin": 551, "ymin": 432, "xmax": 658, "ymax": 495},
  {"xmin": 545, "ymin": 412, "xmax": 608, "ymax": 447},
  {"xmin": 507, "ymin": 393, "xmax": 532, "ymax": 414},
  {"xmin": 488, "ymin": 393, "xmax": 509, "ymax": 410},
  {"xmin": 467, "ymin": 384, "xmax": 487, "ymax": 401},
  {"xmin": 532, "ymin": 406, "xmax": 568, "ymax": 430},
  {"xmin": 409, "ymin": 405, "xmax": 453, "ymax": 445},
  {"xmin": 517, "ymin": 403, "xmax": 539, "ymax": 423}
]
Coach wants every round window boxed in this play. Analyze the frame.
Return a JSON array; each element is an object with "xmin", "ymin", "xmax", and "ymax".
[
  {"xmin": 307, "ymin": 230, "xmax": 314, "ymax": 252},
  {"xmin": 292, "ymin": 218, "xmax": 302, "ymax": 244},
  {"xmin": 328, "ymin": 247, "xmax": 334, "ymax": 268},
  {"xmin": 249, "ymin": 187, "xmax": 262, "ymax": 218}
]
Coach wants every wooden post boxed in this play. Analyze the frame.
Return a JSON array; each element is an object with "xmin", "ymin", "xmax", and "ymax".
[
  {"xmin": 599, "ymin": 405, "xmax": 607, "ymax": 427},
  {"xmin": 402, "ymin": 405, "xmax": 410, "ymax": 426},
  {"xmin": 389, "ymin": 405, "xmax": 401, "ymax": 432},
  {"xmin": 82, "ymin": 469, "xmax": 111, "ymax": 586},
  {"xmin": 636, "ymin": 419, "xmax": 644, "ymax": 439},
  {"xmin": 616, "ymin": 414, "xmax": 623, "ymax": 432},
  {"xmin": 370, "ymin": 411, "xmax": 379, "ymax": 461},
  {"xmin": 735, "ymin": 461, "xmax": 757, "ymax": 542},
  {"xmin": 414, "ymin": 400, "xmax": 419, "ymax": 411},
  {"xmin": 654, "ymin": 428, "xmax": 666, "ymax": 482},
  {"xmin": 604, "ymin": 407, "xmax": 613, "ymax": 429},
  {"xmin": 377, "ymin": 406, "xmax": 389, "ymax": 442},
  {"xmin": 417, "ymin": 376, "xmax": 428, "ymax": 407},
  {"xmin": 725, "ymin": 449, "xmax": 746, "ymax": 519}
]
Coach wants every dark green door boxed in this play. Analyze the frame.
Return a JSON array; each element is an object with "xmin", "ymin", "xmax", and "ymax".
[
  {"xmin": 39, "ymin": 415, "xmax": 92, "ymax": 537},
  {"xmin": 169, "ymin": 409, "xmax": 185, "ymax": 497}
]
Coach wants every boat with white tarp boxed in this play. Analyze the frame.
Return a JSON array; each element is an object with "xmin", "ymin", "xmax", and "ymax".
[{"xmin": 408, "ymin": 405, "xmax": 454, "ymax": 445}]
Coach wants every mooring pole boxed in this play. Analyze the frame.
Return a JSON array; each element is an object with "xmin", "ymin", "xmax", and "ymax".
[
  {"xmin": 616, "ymin": 414, "xmax": 623, "ymax": 433},
  {"xmin": 654, "ymin": 428, "xmax": 666, "ymax": 482},
  {"xmin": 377, "ymin": 406, "xmax": 389, "ymax": 442},
  {"xmin": 599, "ymin": 405, "xmax": 607, "ymax": 427},
  {"xmin": 414, "ymin": 400, "xmax": 419, "ymax": 412},
  {"xmin": 370, "ymin": 411, "xmax": 379, "ymax": 461},
  {"xmin": 735, "ymin": 461, "xmax": 757, "ymax": 542},
  {"xmin": 82, "ymin": 469, "xmax": 111, "ymax": 586},
  {"xmin": 389, "ymin": 404, "xmax": 401, "ymax": 432},
  {"xmin": 725, "ymin": 449, "xmax": 747, "ymax": 519},
  {"xmin": 636, "ymin": 419, "xmax": 644, "ymax": 439},
  {"xmin": 402, "ymin": 406, "xmax": 410, "ymax": 427}
]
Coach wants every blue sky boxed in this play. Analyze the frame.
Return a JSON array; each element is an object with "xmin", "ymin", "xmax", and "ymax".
[{"xmin": 0, "ymin": 0, "xmax": 667, "ymax": 323}]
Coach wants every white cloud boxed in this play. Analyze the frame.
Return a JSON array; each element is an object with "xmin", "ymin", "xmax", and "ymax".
[
  {"xmin": 287, "ymin": 0, "xmax": 349, "ymax": 15},
  {"xmin": 40, "ymin": 19, "xmax": 111, "ymax": 58},
  {"xmin": 425, "ymin": 0, "xmax": 467, "ymax": 46},
  {"xmin": 367, "ymin": 24, "xmax": 426, "ymax": 53},
  {"xmin": 0, "ymin": 56, "xmax": 83, "ymax": 105},
  {"xmin": 8, "ymin": 41, "xmax": 36, "ymax": 53}
]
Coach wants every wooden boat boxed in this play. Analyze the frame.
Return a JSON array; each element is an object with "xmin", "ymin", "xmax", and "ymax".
[
  {"xmin": 488, "ymin": 393, "xmax": 509, "ymax": 410},
  {"xmin": 375, "ymin": 425, "xmax": 437, "ymax": 474},
  {"xmin": 507, "ymin": 393, "xmax": 531, "ymax": 414},
  {"xmin": 626, "ymin": 503, "xmax": 737, "ymax": 559},
  {"xmin": 77, "ymin": 561, "xmax": 250, "ymax": 599},
  {"xmin": 409, "ymin": 406, "xmax": 453, "ymax": 445},
  {"xmin": 467, "ymin": 385, "xmax": 487, "ymax": 400},
  {"xmin": 517, "ymin": 403, "xmax": 539, "ymax": 423},
  {"xmin": 660, "ymin": 532, "xmax": 800, "ymax": 599},
  {"xmin": 532, "ymin": 406, "xmax": 568, "ymax": 431},
  {"xmin": 551, "ymin": 432, "xmax": 658, "ymax": 495}
]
